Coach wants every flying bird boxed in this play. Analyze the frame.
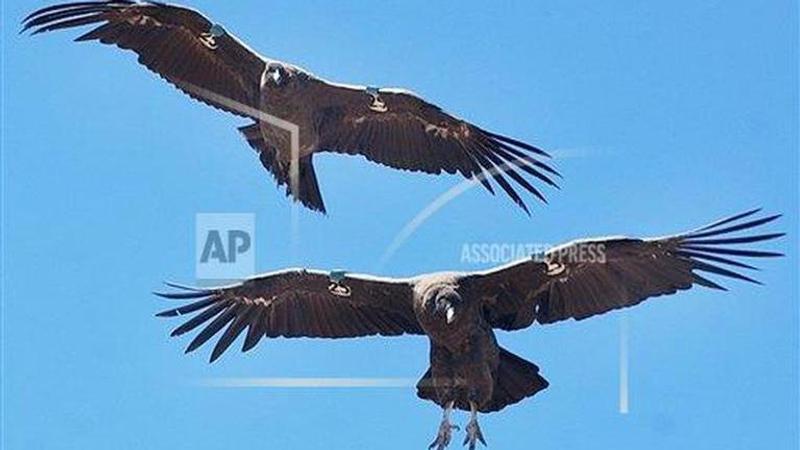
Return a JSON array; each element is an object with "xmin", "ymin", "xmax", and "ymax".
[
  {"xmin": 23, "ymin": 1, "xmax": 560, "ymax": 214},
  {"xmin": 155, "ymin": 209, "xmax": 782, "ymax": 449}
]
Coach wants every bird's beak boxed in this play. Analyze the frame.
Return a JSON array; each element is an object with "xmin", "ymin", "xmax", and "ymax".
[{"xmin": 446, "ymin": 305, "xmax": 456, "ymax": 324}]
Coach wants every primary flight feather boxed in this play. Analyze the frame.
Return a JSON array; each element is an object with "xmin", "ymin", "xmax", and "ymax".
[{"xmin": 23, "ymin": 1, "xmax": 560, "ymax": 214}]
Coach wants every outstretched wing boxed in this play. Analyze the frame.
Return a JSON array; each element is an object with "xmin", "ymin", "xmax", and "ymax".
[
  {"xmin": 305, "ymin": 79, "xmax": 560, "ymax": 214},
  {"xmin": 23, "ymin": 1, "xmax": 266, "ymax": 117},
  {"xmin": 465, "ymin": 209, "xmax": 783, "ymax": 330},
  {"xmin": 155, "ymin": 269, "xmax": 423, "ymax": 362}
]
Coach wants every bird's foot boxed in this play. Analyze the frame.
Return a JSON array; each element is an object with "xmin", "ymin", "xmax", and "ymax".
[
  {"xmin": 462, "ymin": 417, "xmax": 487, "ymax": 450},
  {"xmin": 428, "ymin": 418, "xmax": 459, "ymax": 450}
]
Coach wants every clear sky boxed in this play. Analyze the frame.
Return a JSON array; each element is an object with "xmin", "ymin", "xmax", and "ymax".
[{"xmin": 2, "ymin": 1, "xmax": 798, "ymax": 449}]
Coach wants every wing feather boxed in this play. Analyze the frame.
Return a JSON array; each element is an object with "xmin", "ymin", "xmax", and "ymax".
[
  {"xmin": 241, "ymin": 308, "xmax": 267, "ymax": 353},
  {"xmin": 466, "ymin": 210, "xmax": 783, "ymax": 330},
  {"xmin": 307, "ymin": 79, "xmax": 558, "ymax": 213},
  {"xmin": 155, "ymin": 269, "xmax": 422, "ymax": 362},
  {"xmin": 24, "ymin": 1, "xmax": 266, "ymax": 118}
]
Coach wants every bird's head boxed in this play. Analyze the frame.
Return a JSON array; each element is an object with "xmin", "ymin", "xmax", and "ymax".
[
  {"xmin": 425, "ymin": 286, "xmax": 463, "ymax": 325},
  {"xmin": 265, "ymin": 62, "xmax": 295, "ymax": 86}
]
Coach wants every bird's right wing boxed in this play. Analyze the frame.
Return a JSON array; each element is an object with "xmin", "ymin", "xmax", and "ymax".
[
  {"xmin": 464, "ymin": 209, "xmax": 783, "ymax": 330},
  {"xmin": 155, "ymin": 269, "xmax": 423, "ymax": 362},
  {"xmin": 23, "ymin": 1, "xmax": 266, "ymax": 118}
]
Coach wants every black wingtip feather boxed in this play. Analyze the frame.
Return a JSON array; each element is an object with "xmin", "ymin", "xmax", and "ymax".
[
  {"xmin": 153, "ymin": 290, "xmax": 211, "ymax": 300},
  {"xmin": 156, "ymin": 297, "xmax": 219, "ymax": 318},
  {"xmin": 475, "ymin": 138, "xmax": 550, "ymax": 213},
  {"xmin": 22, "ymin": 6, "xmax": 105, "ymax": 32},
  {"xmin": 681, "ymin": 245, "xmax": 784, "ymax": 258},
  {"xmin": 487, "ymin": 136, "xmax": 562, "ymax": 185},
  {"xmin": 684, "ymin": 232, "xmax": 786, "ymax": 246},
  {"xmin": 691, "ymin": 260, "xmax": 763, "ymax": 285},
  {"xmin": 209, "ymin": 307, "xmax": 256, "ymax": 363},
  {"xmin": 533, "ymin": 159, "xmax": 563, "ymax": 179},
  {"xmin": 492, "ymin": 152, "xmax": 547, "ymax": 205},
  {"xmin": 692, "ymin": 273, "xmax": 728, "ymax": 291},
  {"xmin": 677, "ymin": 210, "xmax": 783, "ymax": 289},
  {"xmin": 163, "ymin": 281, "xmax": 211, "ymax": 292},
  {"xmin": 491, "ymin": 144, "xmax": 560, "ymax": 192},
  {"xmin": 468, "ymin": 144, "xmax": 531, "ymax": 214},
  {"xmin": 23, "ymin": 1, "xmax": 109, "ymax": 23},
  {"xmin": 693, "ymin": 208, "xmax": 762, "ymax": 232},
  {"xmin": 241, "ymin": 325, "xmax": 263, "ymax": 353},
  {"xmin": 157, "ymin": 280, "xmax": 258, "ymax": 362},
  {"xmin": 687, "ymin": 214, "xmax": 782, "ymax": 240},
  {"xmin": 184, "ymin": 305, "xmax": 239, "ymax": 355},
  {"xmin": 22, "ymin": 1, "xmax": 138, "ymax": 36},
  {"xmin": 169, "ymin": 301, "xmax": 229, "ymax": 337},
  {"xmin": 675, "ymin": 249, "xmax": 760, "ymax": 271},
  {"xmin": 483, "ymin": 130, "xmax": 552, "ymax": 158},
  {"xmin": 465, "ymin": 129, "xmax": 559, "ymax": 212},
  {"xmin": 477, "ymin": 174, "xmax": 496, "ymax": 194},
  {"xmin": 23, "ymin": 7, "xmax": 107, "ymax": 35}
]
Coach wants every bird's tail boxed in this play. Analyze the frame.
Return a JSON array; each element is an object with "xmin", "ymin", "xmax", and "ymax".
[
  {"xmin": 484, "ymin": 347, "xmax": 549, "ymax": 412},
  {"xmin": 239, "ymin": 123, "xmax": 326, "ymax": 214},
  {"xmin": 416, "ymin": 347, "xmax": 549, "ymax": 413}
]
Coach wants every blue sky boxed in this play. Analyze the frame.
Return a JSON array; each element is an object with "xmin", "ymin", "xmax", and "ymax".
[{"xmin": 2, "ymin": 1, "xmax": 797, "ymax": 449}]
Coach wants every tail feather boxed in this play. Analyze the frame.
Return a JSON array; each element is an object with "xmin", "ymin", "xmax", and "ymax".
[
  {"xmin": 416, "ymin": 347, "xmax": 549, "ymax": 413},
  {"xmin": 484, "ymin": 348, "xmax": 548, "ymax": 412},
  {"xmin": 416, "ymin": 367, "xmax": 437, "ymax": 404},
  {"xmin": 239, "ymin": 123, "xmax": 326, "ymax": 213}
]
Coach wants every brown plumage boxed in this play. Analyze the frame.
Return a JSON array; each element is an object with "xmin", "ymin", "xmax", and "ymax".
[
  {"xmin": 23, "ymin": 1, "xmax": 560, "ymax": 214},
  {"xmin": 154, "ymin": 209, "xmax": 782, "ymax": 449}
]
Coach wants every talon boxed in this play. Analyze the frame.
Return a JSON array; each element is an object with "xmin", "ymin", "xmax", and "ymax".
[
  {"xmin": 429, "ymin": 402, "xmax": 457, "ymax": 450},
  {"xmin": 463, "ymin": 402, "xmax": 487, "ymax": 450},
  {"xmin": 429, "ymin": 420, "xmax": 456, "ymax": 450}
]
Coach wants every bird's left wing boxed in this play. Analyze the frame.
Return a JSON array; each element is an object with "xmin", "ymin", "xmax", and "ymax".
[
  {"xmin": 463, "ymin": 209, "xmax": 783, "ymax": 330},
  {"xmin": 155, "ymin": 268, "xmax": 423, "ymax": 362},
  {"xmin": 23, "ymin": 1, "xmax": 266, "ymax": 117},
  {"xmin": 304, "ymin": 79, "xmax": 560, "ymax": 214}
]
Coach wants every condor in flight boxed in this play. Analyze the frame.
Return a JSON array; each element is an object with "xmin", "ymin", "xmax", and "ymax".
[
  {"xmin": 23, "ymin": 1, "xmax": 559, "ymax": 214},
  {"xmin": 155, "ymin": 209, "xmax": 782, "ymax": 449}
]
